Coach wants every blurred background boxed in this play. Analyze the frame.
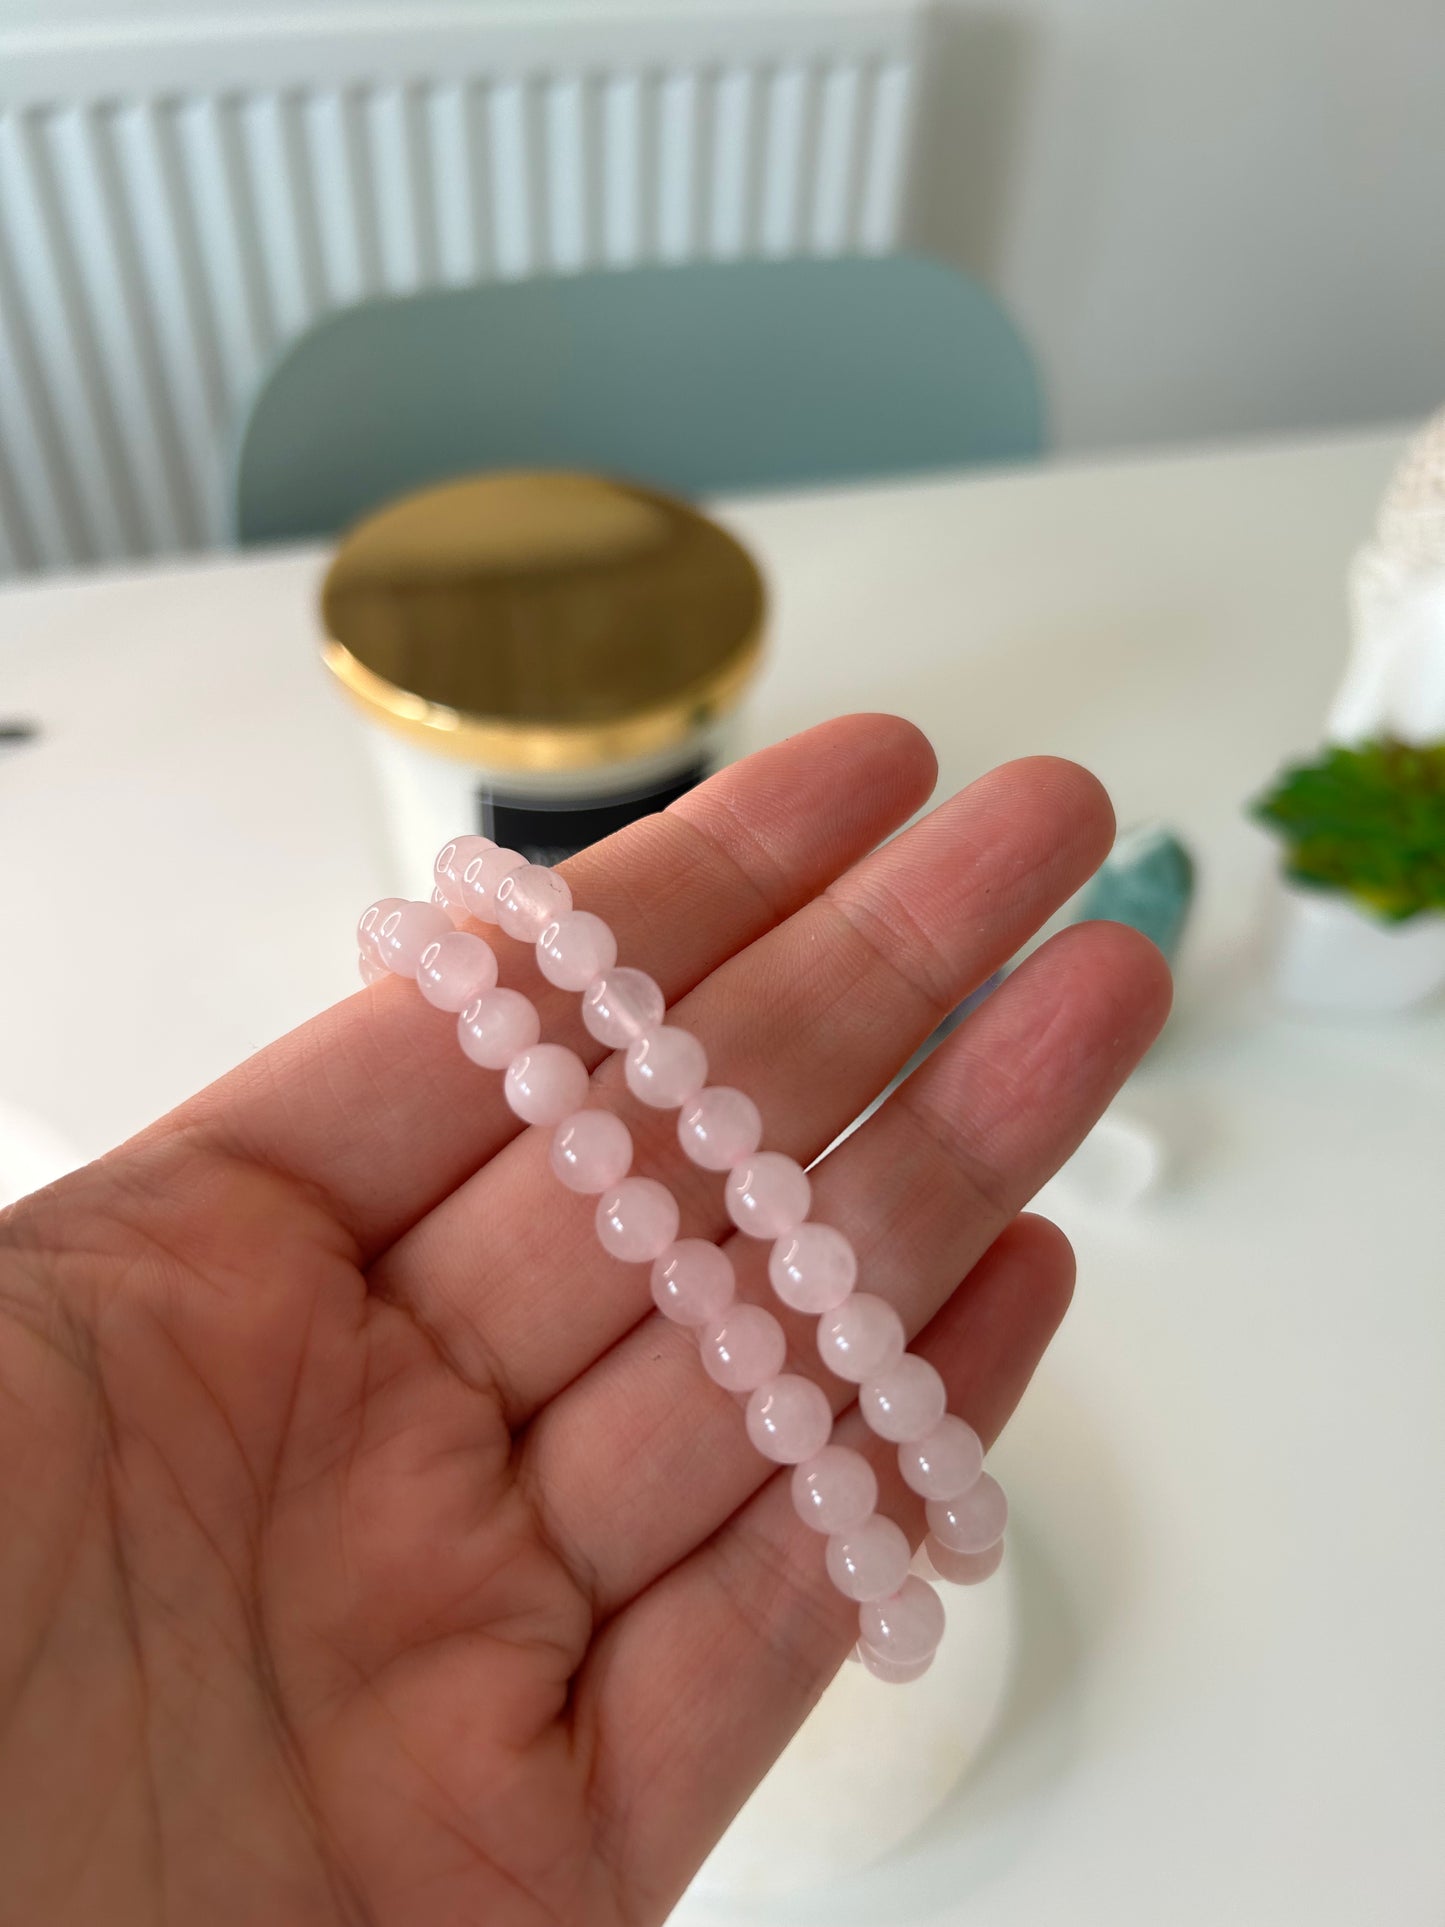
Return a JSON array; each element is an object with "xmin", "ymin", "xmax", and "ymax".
[
  {"xmin": 2, "ymin": 0, "xmax": 1444, "ymax": 574},
  {"xmin": 1, "ymin": 5, "xmax": 1443, "ymax": 1923}
]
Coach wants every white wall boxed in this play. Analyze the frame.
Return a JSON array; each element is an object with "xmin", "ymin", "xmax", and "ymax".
[
  {"xmin": 912, "ymin": 0, "xmax": 1445, "ymax": 450},
  {"xmin": 7, "ymin": 0, "xmax": 1445, "ymax": 455}
]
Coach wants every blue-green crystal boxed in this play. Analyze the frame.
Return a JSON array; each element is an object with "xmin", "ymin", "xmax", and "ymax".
[{"xmin": 1076, "ymin": 825, "xmax": 1196, "ymax": 964}]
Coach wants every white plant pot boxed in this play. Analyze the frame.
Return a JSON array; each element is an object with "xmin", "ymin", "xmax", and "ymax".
[{"xmin": 1273, "ymin": 884, "xmax": 1445, "ymax": 1014}]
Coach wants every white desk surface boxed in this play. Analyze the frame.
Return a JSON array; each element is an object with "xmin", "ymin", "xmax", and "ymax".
[{"xmin": 2, "ymin": 428, "xmax": 1441, "ymax": 1923}]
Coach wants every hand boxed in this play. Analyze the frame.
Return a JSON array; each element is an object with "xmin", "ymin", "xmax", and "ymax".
[{"xmin": 0, "ymin": 717, "xmax": 1168, "ymax": 1927}]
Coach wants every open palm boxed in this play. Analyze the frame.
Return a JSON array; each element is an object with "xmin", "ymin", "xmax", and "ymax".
[{"xmin": 0, "ymin": 717, "xmax": 1168, "ymax": 1927}]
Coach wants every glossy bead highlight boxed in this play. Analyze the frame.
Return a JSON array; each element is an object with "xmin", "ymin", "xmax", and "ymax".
[
  {"xmin": 461, "ymin": 845, "xmax": 524, "ymax": 923},
  {"xmin": 769, "ymin": 1223, "xmax": 857, "ymax": 1312},
  {"xmin": 859, "ymin": 1574, "xmax": 945, "ymax": 1666},
  {"xmin": 457, "ymin": 988, "xmax": 540, "ymax": 1069},
  {"xmin": 725, "ymin": 1152, "xmax": 811, "ymax": 1239},
  {"xmin": 650, "ymin": 1240, "xmax": 736, "ymax": 1326},
  {"xmin": 537, "ymin": 911, "xmax": 617, "ymax": 991},
  {"xmin": 357, "ymin": 898, "xmax": 404, "ymax": 960},
  {"xmin": 816, "ymin": 1294, "xmax": 905, "ymax": 1384},
  {"xmin": 582, "ymin": 968, "xmax": 666, "ymax": 1049},
  {"xmin": 550, "ymin": 1110, "xmax": 633, "ymax": 1194},
  {"xmin": 376, "ymin": 899, "xmax": 452, "ymax": 974},
  {"xmin": 496, "ymin": 863, "xmax": 573, "ymax": 939},
  {"xmin": 699, "ymin": 1305, "xmax": 786, "ymax": 1392},
  {"xmin": 625, "ymin": 1026, "xmax": 708, "ymax": 1109},
  {"xmin": 860, "ymin": 1354, "xmax": 947, "ymax": 1442},
  {"xmin": 926, "ymin": 1472, "xmax": 1008, "ymax": 1554},
  {"xmin": 595, "ymin": 1178, "xmax": 680, "ymax": 1262},
  {"xmin": 745, "ymin": 1375, "xmax": 833, "ymax": 1464},
  {"xmin": 677, "ymin": 1086, "xmax": 763, "ymax": 1170},
  {"xmin": 431, "ymin": 883, "xmax": 471, "ymax": 927},
  {"xmin": 824, "ymin": 1515, "xmax": 911, "ymax": 1602},
  {"xmin": 898, "ymin": 1415, "xmax": 984, "ymax": 1501},
  {"xmin": 504, "ymin": 1045, "xmax": 590, "ymax": 1126},
  {"xmin": 434, "ymin": 835, "xmax": 492, "ymax": 895},
  {"xmin": 416, "ymin": 931, "xmax": 498, "ymax": 1011},
  {"xmin": 790, "ymin": 1445, "xmax": 878, "ymax": 1535}
]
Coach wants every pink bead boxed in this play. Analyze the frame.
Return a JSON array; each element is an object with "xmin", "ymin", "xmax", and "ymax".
[
  {"xmin": 550, "ymin": 1110, "xmax": 632, "ymax": 1193},
  {"xmin": 860, "ymin": 1354, "xmax": 947, "ymax": 1442},
  {"xmin": 816, "ymin": 1294, "xmax": 905, "ymax": 1384},
  {"xmin": 745, "ymin": 1375, "xmax": 833, "ymax": 1464},
  {"xmin": 925, "ymin": 1537, "xmax": 1004, "ymax": 1586},
  {"xmin": 859, "ymin": 1574, "xmax": 945, "ymax": 1665},
  {"xmin": 898, "ymin": 1415, "xmax": 984, "ymax": 1501},
  {"xmin": 357, "ymin": 897, "xmax": 404, "ymax": 959},
  {"xmin": 460, "ymin": 845, "xmax": 524, "ymax": 923},
  {"xmin": 582, "ymin": 968, "xmax": 665, "ymax": 1048},
  {"xmin": 595, "ymin": 1178, "xmax": 679, "ymax": 1262},
  {"xmin": 677, "ymin": 1086, "xmax": 762, "ymax": 1171},
  {"xmin": 434, "ymin": 834, "xmax": 492, "ymax": 894},
  {"xmin": 536, "ymin": 910, "xmax": 617, "ymax": 991},
  {"xmin": 358, "ymin": 951, "xmax": 387, "ymax": 986},
  {"xmin": 496, "ymin": 862, "xmax": 573, "ymax": 940},
  {"xmin": 926, "ymin": 1472, "xmax": 1007, "ymax": 1554},
  {"xmin": 725, "ymin": 1152, "xmax": 811, "ymax": 1239},
  {"xmin": 698, "ymin": 1304, "xmax": 786, "ymax": 1392},
  {"xmin": 651, "ymin": 1239, "xmax": 735, "ymax": 1325},
  {"xmin": 790, "ymin": 1445, "xmax": 878, "ymax": 1534},
  {"xmin": 625, "ymin": 1026, "xmax": 708, "ymax": 1109},
  {"xmin": 769, "ymin": 1223, "xmax": 857, "ymax": 1313},
  {"xmin": 504, "ymin": 1044, "xmax": 590, "ymax": 1126},
  {"xmin": 456, "ymin": 987, "xmax": 540, "ymax": 1069},
  {"xmin": 377, "ymin": 899, "xmax": 452, "ymax": 974},
  {"xmin": 417, "ymin": 930, "xmax": 498, "ymax": 1010},
  {"xmin": 858, "ymin": 1644, "xmax": 934, "ymax": 1685},
  {"xmin": 825, "ymin": 1515, "xmax": 912, "ymax": 1602},
  {"xmin": 431, "ymin": 884, "xmax": 471, "ymax": 927}
]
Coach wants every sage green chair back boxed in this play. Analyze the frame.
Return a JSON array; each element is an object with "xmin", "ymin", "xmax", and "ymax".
[{"xmin": 234, "ymin": 255, "xmax": 1043, "ymax": 543}]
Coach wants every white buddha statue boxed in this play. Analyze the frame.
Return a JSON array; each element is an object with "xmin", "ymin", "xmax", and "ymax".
[{"xmin": 1330, "ymin": 406, "xmax": 1445, "ymax": 746}]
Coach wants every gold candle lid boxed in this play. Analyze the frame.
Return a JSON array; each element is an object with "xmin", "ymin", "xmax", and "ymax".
[{"xmin": 320, "ymin": 470, "xmax": 766, "ymax": 773}]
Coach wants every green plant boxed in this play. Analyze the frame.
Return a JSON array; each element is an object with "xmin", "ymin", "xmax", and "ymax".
[{"xmin": 1251, "ymin": 738, "xmax": 1445, "ymax": 922}]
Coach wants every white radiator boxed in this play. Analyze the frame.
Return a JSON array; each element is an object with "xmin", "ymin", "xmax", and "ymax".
[{"xmin": 0, "ymin": 5, "xmax": 925, "ymax": 577}]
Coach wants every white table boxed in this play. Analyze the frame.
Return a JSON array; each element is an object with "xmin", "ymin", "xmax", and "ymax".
[{"xmin": 2, "ymin": 429, "xmax": 1441, "ymax": 1922}]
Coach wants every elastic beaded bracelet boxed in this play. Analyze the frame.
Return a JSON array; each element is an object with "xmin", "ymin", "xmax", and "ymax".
[{"xmin": 356, "ymin": 835, "xmax": 1007, "ymax": 1682}]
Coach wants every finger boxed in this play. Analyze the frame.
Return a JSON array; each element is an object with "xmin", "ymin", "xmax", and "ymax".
[
  {"xmin": 382, "ymin": 759, "xmax": 1118, "ymax": 1418},
  {"xmin": 573, "ymin": 1214, "xmax": 1075, "ymax": 1917},
  {"xmin": 519, "ymin": 919, "xmax": 1168, "ymax": 1613},
  {"xmin": 165, "ymin": 715, "xmax": 936, "ymax": 1256}
]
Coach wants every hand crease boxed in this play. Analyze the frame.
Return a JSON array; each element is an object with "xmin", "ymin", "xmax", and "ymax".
[{"xmin": 821, "ymin": 877, "xmax": 965, "ymax": 1020}]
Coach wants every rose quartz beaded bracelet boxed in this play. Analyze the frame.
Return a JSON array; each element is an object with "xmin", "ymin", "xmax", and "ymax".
[{"xmin": 356, "ymin": 836, "xmax": 1008, "ymax": 1683}]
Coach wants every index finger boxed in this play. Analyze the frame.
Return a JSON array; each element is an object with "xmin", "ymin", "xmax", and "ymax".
[{"xmin": 162, "ymin": 716, "xmax": 938, "ymax": 1258}]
